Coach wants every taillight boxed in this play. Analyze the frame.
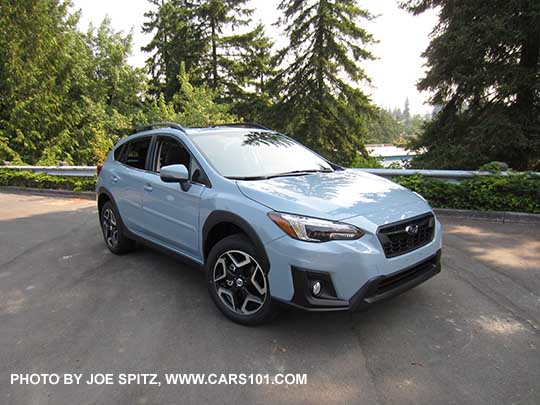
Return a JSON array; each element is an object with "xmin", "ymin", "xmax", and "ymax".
[{"xmin": 97, "ymin": 164, "xmax": 103, "ymax": 176}]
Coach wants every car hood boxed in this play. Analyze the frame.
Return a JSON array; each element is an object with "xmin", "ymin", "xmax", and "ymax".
[{"xmin": 236, "ymin": 169, "xmax": 431, "ymax": 223}]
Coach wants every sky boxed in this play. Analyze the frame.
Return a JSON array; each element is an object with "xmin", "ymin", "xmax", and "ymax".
[{"xmin": 72, "ymin": 0, "xmax": 438, "ymax": 115}]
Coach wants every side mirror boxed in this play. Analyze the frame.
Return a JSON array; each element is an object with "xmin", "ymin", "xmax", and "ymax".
[{"xmin": 160, "ymin": 164, "xmax": 189, "ymax": 183}]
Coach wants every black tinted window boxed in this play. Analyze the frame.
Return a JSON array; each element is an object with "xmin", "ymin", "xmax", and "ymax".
[
  {"xmin": 124, "ymin": 138, "xmax": 151, "ymax": 170},
  {"xmin": 155, "ymin": 137, "xmax": 190, "ymax": 172},
  {"xmin": 189, "ymin": 159, "xmax": 208, "ymax": 185},
  {"xmin": 113, "ymin": 144, "xmax": 125, "ymax": 161}
]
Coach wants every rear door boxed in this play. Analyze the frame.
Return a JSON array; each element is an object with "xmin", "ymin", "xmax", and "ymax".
[
  {"xmin": 140, "ymin": 135, "xmax": 206, "ymax": 258},
  {"xmin": 112, "ymin": 136, "xmax": 153, "ymax": 232}
]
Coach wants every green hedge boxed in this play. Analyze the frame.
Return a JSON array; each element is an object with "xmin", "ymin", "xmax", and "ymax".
[
  {"xmin": 0, "ymin": 169, "xmax": 96, "ymax": 192},
  {"xmin": 395, "ymin": 173, "xmax": 540, "ymax": 213},
  {"xmin": 1, "ymin": 169, "xmax": 539, "ymax": 213}
]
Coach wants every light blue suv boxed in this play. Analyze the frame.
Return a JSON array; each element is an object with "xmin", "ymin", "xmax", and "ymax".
[{"xmin": 97, "ymin": 122, "xmax": 442, "ymax": 325}]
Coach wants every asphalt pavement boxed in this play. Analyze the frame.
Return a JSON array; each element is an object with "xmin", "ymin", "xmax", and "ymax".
[{"xmin": 1, "ymin": 190, "xmax": 539, "ymax": 404}]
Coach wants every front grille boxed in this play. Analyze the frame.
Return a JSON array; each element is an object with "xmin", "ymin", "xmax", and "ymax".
[
  {"xmin": 377, "ymin": 213, "xmax": 435, "ymax": 258},
  {"xmin": 370, "ymin": 252, "xmax": 440, "ymax": 298}
]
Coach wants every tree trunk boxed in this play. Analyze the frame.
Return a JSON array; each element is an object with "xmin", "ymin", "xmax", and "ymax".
[
  {"xmin": 211, "ymin": 18, "xmax": 218, "ymax": 89},
  {"xmin": 314, "ymin": 0, "xmax": 326, "ymax": 107}
]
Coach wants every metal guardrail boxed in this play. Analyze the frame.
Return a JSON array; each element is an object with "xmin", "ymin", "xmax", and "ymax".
[
  {"xmin": 3, "ymin": 165, "xmax": 97, "ymax": 177},
  {"xmin": 3, "ymin": 165, "xmax": 528, "ymax": 182},
  {"xmin": 356, "ymin": 168, "xmax": 492, "ymax": 178},
  {"xmin": 354, "ymin": 168, "xmax": 500, "ymax": 182}
]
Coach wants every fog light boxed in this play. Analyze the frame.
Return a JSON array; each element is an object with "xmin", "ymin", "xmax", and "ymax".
[{"xmin": 311, "ymin": 281, "xmax": 321, "ymax": 296}]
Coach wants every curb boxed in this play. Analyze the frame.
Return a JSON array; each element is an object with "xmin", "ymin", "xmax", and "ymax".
[
  {"xmin": 1, "ymin": 187, "xmax": 539, "ymax": 224},
  {"xmin": 0, "ymin": 186, "xmax": 96, "ymax": 200},
  {"xmin": 434, "ymin": 208, "xmax": 540, "ymax": 224}
]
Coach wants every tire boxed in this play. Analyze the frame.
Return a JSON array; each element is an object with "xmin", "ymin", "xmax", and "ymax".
[
  {"xmin": 206, "ymin": 234, "xmax": 277, "ymax": 325},
  {"xmin": 100, "ymin": 201, "xmax": 135, "ymax": 255}
]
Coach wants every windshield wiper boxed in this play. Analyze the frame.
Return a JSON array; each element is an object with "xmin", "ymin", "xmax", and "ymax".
[
  {"xmin": 266, "ymin": 169, "xmax": 333, "ymax": 179},
  {"xmin": 226, "ymin": 169, "xmax": 333, "ymax": 181},
  {"xmin": 226, "ymin": 175, "xmax": 269, "ymax": 181}
]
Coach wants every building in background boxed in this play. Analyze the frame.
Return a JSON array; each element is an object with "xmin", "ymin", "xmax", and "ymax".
[{"xmin": 366, "ymin": 144, "xmax": 417, "ymax": 167}]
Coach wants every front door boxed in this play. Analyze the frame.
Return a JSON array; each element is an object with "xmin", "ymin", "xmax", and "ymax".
[{"xmin": 140, "ymin": 135, "xmax": 205, "ymax": 259}]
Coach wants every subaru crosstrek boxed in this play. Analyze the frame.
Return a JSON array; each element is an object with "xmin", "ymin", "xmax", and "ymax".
[{"xmin": 96, "ymin": 122, "xmax": 442, "ymax": 325}]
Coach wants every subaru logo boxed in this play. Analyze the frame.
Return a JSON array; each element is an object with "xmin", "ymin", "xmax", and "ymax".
[{"xmin": 405, "ymin": 224, "xmax": 419, "ymax": 235}]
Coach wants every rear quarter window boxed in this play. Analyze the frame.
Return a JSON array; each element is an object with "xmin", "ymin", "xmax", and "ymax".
[
  {"xmin": 122, "ymin": 137, "xmax": 152, "ymax": 170},
  {"xmin": 114, "ymin": 144, "xmax": 126, "ymax": 161}
]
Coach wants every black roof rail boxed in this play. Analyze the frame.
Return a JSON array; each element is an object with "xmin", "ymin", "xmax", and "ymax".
[
  {"xmin": 211, "ymin": 122, "xmax": 272, "ymax": 131},
  {"xmin": 132, "ymin": 122, "xmax": 186, "ymax": 134}
]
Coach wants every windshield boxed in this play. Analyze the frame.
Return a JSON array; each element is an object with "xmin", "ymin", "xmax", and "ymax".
[{"xmin": 189, "ymin": 131, "xmax": 333, "ymax": 179}]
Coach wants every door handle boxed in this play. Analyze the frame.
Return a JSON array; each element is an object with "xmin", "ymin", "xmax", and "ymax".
[
  {"xmin": 111, "ymin": 175, "xmax": 119, "ymax": 183},
  {"xmin": 144, "ymin": 184, "xmax": 153, "ymax": 192}
]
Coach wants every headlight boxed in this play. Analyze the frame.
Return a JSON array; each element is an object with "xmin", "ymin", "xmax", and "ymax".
[{"xmin": 267, "ymin": 212, "xmax": 364, "ymax": 242}]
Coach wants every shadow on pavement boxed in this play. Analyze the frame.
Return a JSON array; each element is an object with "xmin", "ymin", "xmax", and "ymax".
[{"xmin": 1, "ymin": 195, "xmax": 539, "ymax": 404}]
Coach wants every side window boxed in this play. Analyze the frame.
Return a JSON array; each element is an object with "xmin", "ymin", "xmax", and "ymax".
[
  {"xmin": 190, "ymin": 159, "xmax": 205, "ymax": 185},
  {"xmin": 154, "ymin": 137, "xmax": 190, "ymax": 173},
  {"xmin": 124, "ymin": 138, "xmax": 151, "ymax": 170},
  {"xmin": 114, "ymin": 144, "xmax": 125, "ymax": 161}
]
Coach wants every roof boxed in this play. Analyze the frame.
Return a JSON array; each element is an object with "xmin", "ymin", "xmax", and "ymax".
[
  {"xmin": 131, "ymin": 122, "xmax": 272, "ymax": 137},
  {"xmin": 184, "ymin": 126, "xmax": 272, "ymax": 136},
  {"xmin": 114, "ymin": 123, "xmax": 275, "ymax": 150}
]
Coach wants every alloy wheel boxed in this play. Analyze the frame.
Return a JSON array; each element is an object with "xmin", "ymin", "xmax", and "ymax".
[
  {"xmin": 102, "ymin": 207, "xmax": 119, "ymax": 249},
  {"xmin": 212, "ymin": 250, "xmax": 267, "ymax": 315}
]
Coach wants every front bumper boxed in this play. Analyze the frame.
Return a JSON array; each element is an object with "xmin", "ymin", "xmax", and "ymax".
[
  {"xmin": 265, "ymin": 215, "xmax": 442, "ymax": 304},
  {"xmin": 278, "ymin": 250, "xmax": 441, "ymax": 311}
]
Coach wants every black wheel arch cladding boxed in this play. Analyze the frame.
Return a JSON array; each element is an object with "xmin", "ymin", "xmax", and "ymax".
[{"xmin": 203, "ymin": 210, "xmax": 270, "ymax": 271}]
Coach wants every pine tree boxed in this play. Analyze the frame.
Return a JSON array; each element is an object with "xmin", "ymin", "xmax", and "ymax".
[
  {"xmin": 402, "ymin": 0, "xmax": 540, "ymax": 170},
  {"xmin": 197, "ymin": 0, "xmax": 253, "ymax": 91},
  {"xmin": 142, "ymin": 0, "xmax": 205, "ymax": 99},
  {"xmin": 403, "ymin": 98, "xmax": 411, "ymax": 125},
  {"xmin": 243, "ymin": 23, "xmax": 275, "ymax": 95},
  {"xmin": 143, "ymin": 0, "xmax": 258, "ymax": 103},
  {"xmin": 226, "ymin": 23, "xmax": 276, "ymax": 121},
  {"xmin": 273, "ymin": 0, "xmax": 376, "ymax": 166},
  {"xmin": 366, "ymin": 109, "xmax": 405, "ymax": 144}
]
